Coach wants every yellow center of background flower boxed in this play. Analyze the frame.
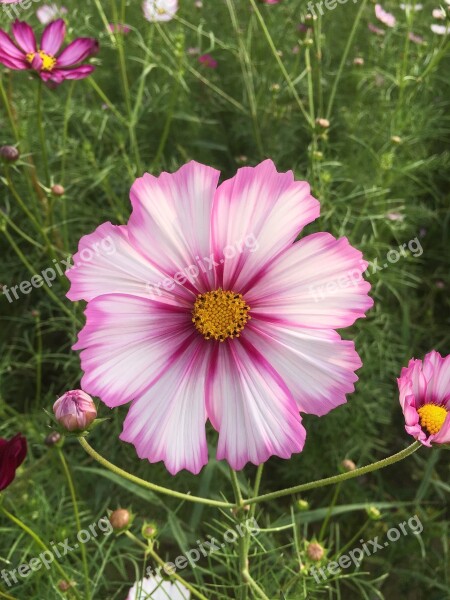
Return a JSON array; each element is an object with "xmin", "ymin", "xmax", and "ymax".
[
  {"xmin": 192, "ymin": 289, "xmax": 250, "ymax": 341},
  {"xmin": 26, "ymin": 50, "xmax": 57, "ymax": 72},
  {"xmin": 417, "ymin": 404, "xmax": 447, "ymax": 435}
]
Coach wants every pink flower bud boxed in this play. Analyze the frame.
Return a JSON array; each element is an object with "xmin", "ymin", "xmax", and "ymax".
[{"xmin": 53, "ymin": 390, "xmax": 97, "ymax": 432}]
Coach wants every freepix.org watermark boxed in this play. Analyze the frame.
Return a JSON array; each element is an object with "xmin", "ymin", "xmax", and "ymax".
[
  {"xmin": 310, "ymin": 514, "xmax": 423, "ymax": 583},
  {"xmin": 309, "ymin": 236, "xmax": 423, "ymax": 303},
  {"xmin": 146, "ymin": 517, "xmax": 260, "ymax": 579},
  {"xmin": 2, "ymin": 235, "xmax": 116, "ymax": 303},
  {"xmin": 2, "ymin": 0, "xmax": 41, "ymax": 20},
  {"xmin": 0, "ymin": 516, "xmax": 113, "ymax": 587},
  {"xmin": 145, "ymin": 233, "xmax": 259, "ymax": 298},
  {"xmin": 306, "ymin": 0, "xmax": 359, "ymax": 19}
]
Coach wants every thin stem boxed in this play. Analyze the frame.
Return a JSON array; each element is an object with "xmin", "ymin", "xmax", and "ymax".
[
  {"xmin": 34, "ymin": 312, "xmax": 42, "ymax": 405},
  {"xmin": 326, "ymin": 0, "xmax": 369, "ymax": 120},
  {"xmin": 86, "ymin": 78, "xmax": 127, "ymax": 123},
  {"xmin": 36, "ymin": 81, "xmax": 50, "ymax": 184},
  {"xmin": 57, "ymin": 449, "xmax": 91, "ymax": 600},
  {"xmin": 319, "ymin": 481, "xmax": 341, "ymax": 541},
  {"xmin": 0, "ymin": 591, "xmax": 18, "ymax": 600},
  {"xmin": 0, "ymin": 507, "xmax": 82, "ymax": 600},
  {"xmin": 229, "ymin": 467, "xmax": 244, "ymax": 507},
  {"xmin": 0, "ymin": 75, "xmax": 19, "ymax": 141},
  {"xmin": 244, "ymin": 441, "xmax": 422, "ymax": 506},
  {"xmin": 242, "ymin": 570, "xmax": 270, "ymax": 600},
  {"xmin": 78, "ymin": 437, "xmax": 234, "ymax": 509}
]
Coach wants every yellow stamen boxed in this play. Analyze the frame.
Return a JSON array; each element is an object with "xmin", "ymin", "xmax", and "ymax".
[
  {"xmin": 26, "ymin": 50, "xmax": 56, "ymax": 72},
  {"xmin": 417, "ymin": 404, "xmax": 447, "ymax": 435},
  {"xmin": 192, "ymin": 288, "xmax": 250, "ymax": 342}
]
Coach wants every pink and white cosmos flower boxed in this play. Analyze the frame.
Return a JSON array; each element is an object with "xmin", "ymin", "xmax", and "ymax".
[
  {"xmin": 375, "ymin": 4, "xmax": 396, "ymax": 27},
  {"xmin": 36, "ymin": 4, "xmax": 68, "ymax": 25},
  {"xmin": 67, "ymin": 160, "xmax": 373, "ymax": 475},
  {"xmin": 398, "ymin": 351, "xmax": 450, "ymax": 446},
  {"xmin": 126, "ymin": 576, "xmax": 190, "ymax": 600},
  {"xmin": 0, "ymin": 19, "xmax": 98, "ymax": 85},
  {"xmin": 143, "ymin": 0, "xmax": 178, "ymax": 22}
]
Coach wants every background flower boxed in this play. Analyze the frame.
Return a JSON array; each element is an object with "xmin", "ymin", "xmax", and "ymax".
[
  {"xmin": 0, "ymin": 433, "xmax": 27, "ymax": 491},
  {"xmin": 142, "ymin": 0, "xmax": 178, "ymax": 22},
  {"xmin": 126, "ymin": 576, "xmax": 190, "ymax": 600}
]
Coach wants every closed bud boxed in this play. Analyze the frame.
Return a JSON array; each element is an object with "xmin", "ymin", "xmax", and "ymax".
[
  {"xmin": 296, "ymin": 499, "xmax": 309, "ymax": 511},
  {"xmin": 58, "ymin": 580, "xmax": 75, "ymax": 592},
  {"xmin": 141, "ymin": 521, "xmax": 158, "ymax": 539},
  {"xmin": 306, "ymin": 541, "xmax": 325, "ymax": 562},
  {"xmin": 45, "ymin": 431, "xmax": 62, "ymax": 447},
  {"xmin": 316, "ymin": 118, "xmax": 330, "ymax": 129},
  {"xmin": 109, "ymin": 509, "xmax": 131, "ymax": 531},
  {"xmin": 53, "ymin": 390, "xmax": 97, "ymax": 432},
  {"xmin": 341, "ymin": 459, "xmax": 356, "ymax": 472},
  {"xmin": 391, "ymin": 135, "xmax": 402, "ymax": 144},
  {"xmin": 366, "ymin": 506, "xmax": 382, "ymax": 521},
  {"xmin": 0, "ymin": 145, "xmax": 20, "ymax": 162},
  {"xmin": 353, "ymin": 57, "xmax": 364, "ymax": 66},
  {"xmin": 51, "ymin": 184, "xmax": 65, "ymax": 196}
]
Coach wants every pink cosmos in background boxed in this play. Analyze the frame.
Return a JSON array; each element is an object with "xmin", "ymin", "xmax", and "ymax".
[
  {"xmin": 375, "ymin": 4, "xmax": 396, "ymax": 28},
  {"xmin": 368, "ymin": 23, "xmax": 386, "ymax": 36},
  {"xmin": 398, "ymin": 351, "xmax": 450, "ymax": 446},
  {"xmin": 126, "ymin": 576, "xmax": 190, "ymax": 600},
  {"xmin": 431, "ymin": 24, "xmax": 450, "ymax": 34},
  {"xmin": 36, "ymin": 4, "xmax": 68, "ymax": 25},
  {"xmin": 108, "ymin": 23, "xmax": 132, "ymax": 34},
  {"xmin": 0, "ymin": 19, "xmax": 98, "ymax": 85},
  {"xmin": 198, "ymin": 53, "xmax": 217, "ymax": 69},
  {"xmin": 408, "ymin": 32, "xmax": 424, "ymax": 44},
  {"xmin": 67, "ymin": 160, "xmax": 373, "ymax": 475},
  {"xmin": 142, "ymin": 0, "xmax": 178, "ymax": 22}
]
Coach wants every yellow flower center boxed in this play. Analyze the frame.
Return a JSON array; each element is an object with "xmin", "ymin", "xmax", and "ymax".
[
  {"xmin": 417, "ymin": 404, "xmax": 447, "ymax": 435},
  {"xmin": 26, "ymin": 50, "xmax": 57, "ymax": 72},
  {"xmin": 192, "ymin": 289, "xmax": 251, "ymax": 341}
]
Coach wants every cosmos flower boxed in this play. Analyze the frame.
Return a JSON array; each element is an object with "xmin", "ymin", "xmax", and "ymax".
[
  {"xmin": 67, "ymin": 161, "xmax": 372, "ymax": 475},
  {"xmin": 36, "ymin": 4, "xmax": 68, "ymax": 25},
  {"xmin": 399, "ymin": 3, "xmax": 423, "ymax": 10},
  {"xmin": 368, "ymin": 23, "xmax": 386, "ymax": 36},
  {"xmin": 0, "ymin": 19, "xmax": 98, "ymax": 85},
  {"xmin": 408, "ymin": 32, "xmax": 424, "ymax": 44},
  {"xmin": 143, "ymin": 0, "xmax": 178, "ymax": 22},
  {"xmin": 398, "ymin": 351, "xmax": 450, "ymax": 446},
  {"xmin": 126, "ymin": 576, "xmax": 190, "ymax": 600},
  {"xmin": 198, "ymin": 53, "xmax": 218, "ymax": 69},
  {"xmin": 431, "ymin": 23, "xmax": 450, "ymax": 34},
  {"xmin": 107, "ymin": 23, "xmax": 131, "ymax": 34},
  {"xmin": 53, "ymin": 390, "xmax": 97, "ymax": 432},
  {"xmin": 432, "ymin": 8, "xmax": 446, "ymax": 19},
  {"xmin": 375, "ymin": 4, "xmax": 396, "ymax": 28},
  {"xmin": 0, "ymin": 433, "xmax": 27, "ymax": 491}
]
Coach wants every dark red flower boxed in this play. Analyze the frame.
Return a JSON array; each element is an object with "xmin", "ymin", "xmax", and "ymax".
[{"xmin": 0, "ymin": 433, "xmax": 27, "ymax": 491}]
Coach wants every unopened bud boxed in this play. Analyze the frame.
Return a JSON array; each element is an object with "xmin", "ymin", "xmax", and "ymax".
[
  {"xmin": 306, "ymin": 541, "xmax": 325, "ymax": 562},
  {"xmin": 109, "ymin": 509, "xmax": 131, "ymax": 531},
  {"xmin": 341, "ymin": 459, "xmax": 356, "ymax": 472},
  {"xmin": 58, "ymin": 580, "xmax": 75, "ymax": 592},
  {"xmin": 353, "ymin": 57, "xmax": 364, "ymax": 66},
  {"xmin": 53, "ymin": 390, "xmax": 97, "ymax": 432},
  {"xmin": 391, "ymin": 135, "xmax": 402, "ymax": 144},
  {"xmin": 141, "ymin": 522, "xmax": 158, "ymax": 539},
  {"xmin": 0, "ymin": 145, "xmax": 20, "ymax": 162},
  {"xmin": 366, "ymin": 506, "xmax": 382, "ymax": 521},
  {"xmin": 51, "ymin": 184, "xmax": 65, "ymax": 196},
  {"xmin": 296, "ymin": 499, "xmax": 309, "ymax": 511},
  {"xmin": 45, "ymin": 431, "xmax": 62, "ymax": 447},
  {"xmin": 316, "ymin": 118, "xmax": 330, "ymax": 128}
]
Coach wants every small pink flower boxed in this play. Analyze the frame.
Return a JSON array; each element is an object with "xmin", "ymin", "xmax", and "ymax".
[
  {"xmin": 409, "ymin": 32, "xmax": 424, "ymax": 44},
  {"xmin": 375, "ymin": 4, "xmax": 396, "ymax": 28},
  {"xmin": 0, "ymin": 19, "xmax": 98, "ymax": 86},
  {"xmin": 431, "ymin": 23, "xmax": 450, "ymax": 34},
  {"xmin": 398, "ymin": 351, "xmax": 450, "ymax": 446},
  {"xmin": 143, "ymin": 0, "xmax": 178, "ymax": 22},
  {"xmin": 198, "ymin": 53, "xmax": 217, "ymax": 69},
  {"xmin": 368, "ymin": 23, "xmax": 386, "ymax": 36},
  {"xmin": 261, "ymin": 0, "xmax": 281, "ymax": 4},
  {"xmin": 108, "ymin": 23, "xmax": 131, "ymax": 34},
  {"xmin": 53, "ymin": 390, "xmax": 97, "ymax": 432},
  {"xmin": 36, "ymin": 4, "xmax": 68, "ymax": 25},
  {"xmin": 67, "ymin": 160, "xmax": 373, "ymax": 475},
  {"xmin": 432, "ymin": 8, "xmax": 446, "ymax": 19}
]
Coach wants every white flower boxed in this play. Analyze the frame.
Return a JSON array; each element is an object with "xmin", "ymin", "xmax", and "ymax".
[
  {"xmin": 400, "ymin": 3, "xmax": 423, "ymax": 10},
  {"xmin": 431, "ymin": 23, "xmax": 450, "ymax": 34},
  {"xmin": 126, "ymin": 576, "xmax": 190, "ymax": 600},
  {"xmin": 36, "ymin": 4, "xmax": 68, "ymax": 25},
  {"xmin": 142, "ymin": 0, "xmax": 178, "ymax": 22},
  {"xmin": 432, "ymin": 8, "xmax": 446, "ymax": 19}
]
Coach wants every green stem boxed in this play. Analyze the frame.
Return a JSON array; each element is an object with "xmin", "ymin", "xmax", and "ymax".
[
  {"xmin": 86, "ymin": 78, "xmax": 127, "ymax": 123},
  {"xmin": 78, "ymin": 437, "xmax": 234, "ymax": 509},
  {"xmin": 242, "ymin": 570, "xmax": 270, "ymax": 600},
  {"xmin": 229, "ymin": 467, "xmax": 244, "ymax": 507},
  {"xmin": 319, "ymin": 481, "xmax": 341, "ymax": 541},
  {"xmin": 326, "ymin": 0, "xmax": 369, "ymax": 120},
  {"xmin": 34, "ymin": 312, "xmax": 42, "ymax": 405},
  {"xmin": 0, "ymin": 75, "xmax": 19, "ymax": 141},
  {"xmin": 0, "ymin": 507, "xmax": 82, "ymax": 600},
  {"xmin": 57, "ymin": 449, "xmax": 91, "ymax": 600},
  {"xmin": 36, "ymin": 81, "xmax": 50, "ymax": 184},
  {"xmin": 244, "ymin": 441, "xmax": 422, "ymax": 506}
]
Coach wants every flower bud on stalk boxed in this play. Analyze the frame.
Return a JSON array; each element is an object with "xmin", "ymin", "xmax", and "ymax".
[
  {"xmin": 51, "ymin": 184, "xmax": 65, "ymax": 196},
  {"xmin": 0, "ymin": 146, "xmax": 20, "ymax": 162},
  {"xmin": 306, "ymin": 541, "xmax": 325, "ymax": 562},
  {"xmin": 110, "ymin": 509, "xmax": 131, "ymax": 531},
  {"xmin": 53, "ymin": 390, "xmax": 97, "ymax": 432}
]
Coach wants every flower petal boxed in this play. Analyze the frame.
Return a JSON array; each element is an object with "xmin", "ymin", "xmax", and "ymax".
[
  {"xmin": 56, "ymin": 37, "xmax": 98, "ymax": 67},
  {"xmin": 46, "ymin": 64, "xmax": 96, "ymax": 82},
  {"xmin": 0, "ymin": 30, "xmax": 26, "ymax": 60},
  {"xmin": 246, "ymin": 232, "xmax": 373, "ymax": 329},
  {"xmin": 66, "ymin": 221, "xmax": 193, "ymax": 306},
  {"xmin": 40, "ymin": 18, "xmax": 66, "ymax": 55},
  {"xmin": 211, "ymin": 159, "xmax": 319, "ymax": 292},
  {"xmin": 244, "ymin": 322, "xmax": 362, "ymax": 416},
  {"xmin": 0, "ymin": 50, "xmax": 28, "ymax": 69},
  {"xmin": 73, "ymin": 293, "xmax": 192, "ymax": 408},
  {"xmin": 120, "ymin": 338, "xmax": 210, "ymax": 475},
  {"xmin": 11, "ymin": 20, "xmax": 36, "ymax": 53},
  {"xmin": 206, "ymin": 338, "xmax": 306, "ymax": 470},
  {"xmin": 128, "ymin": 161, "xmax": 221, "ymax": 293}
]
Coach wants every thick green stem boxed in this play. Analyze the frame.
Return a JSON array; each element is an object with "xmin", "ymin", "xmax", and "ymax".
[
  {"xmin": 0, "ymin": 507, "xmax": 82, "ymax": 600},
  {"xmin": 57, "ymin": 449, "xmax": 91, "ymax": 600},
  {"xmin": 244, "ymin": 441, "xmax": 422, "ymax": 506},
  {"xmin": 78, "ymin": 437, "xmax": 234, "ymax": 508}
]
